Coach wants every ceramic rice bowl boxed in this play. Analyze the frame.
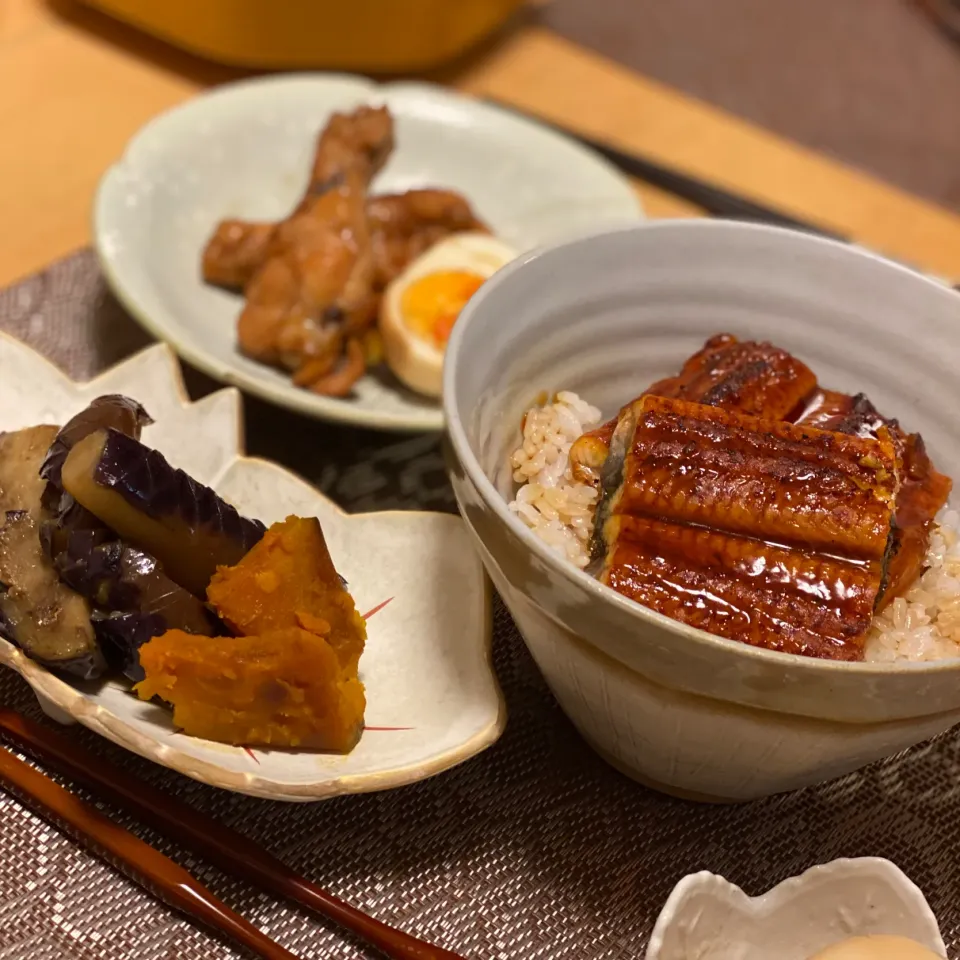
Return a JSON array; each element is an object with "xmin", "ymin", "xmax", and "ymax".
[{"xmin": 442, "ymin": 220, "xmax": 960, "ymax": 802}]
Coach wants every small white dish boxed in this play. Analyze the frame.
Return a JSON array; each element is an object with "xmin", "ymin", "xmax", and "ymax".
[
  {"xmin": 646, "ymin": 858, "xmax": 947, "ymax": 960},
  {"xmin": 94, "ymin": 73, "xmax": 643, "ymax": 433},
  {"xmin": 0, "ymin": 333, "xmax": 505, "ymax": 800}
]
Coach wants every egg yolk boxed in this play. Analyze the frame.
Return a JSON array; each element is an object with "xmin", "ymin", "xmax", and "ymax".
[{"xmin": 400, "ymin": 270, "xmax": 486, "ymax": 347}]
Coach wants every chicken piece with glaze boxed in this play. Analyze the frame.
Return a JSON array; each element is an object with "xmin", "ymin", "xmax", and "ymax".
[
  {"xmin": 202, "ymin": 189, "xmax": 488, "ymax": 294},
  {"xmin": 236, "ymin": 106, "xmax": 393, "ymax": 396}
]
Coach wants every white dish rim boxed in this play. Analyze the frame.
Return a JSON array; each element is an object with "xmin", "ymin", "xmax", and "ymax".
[{"xmin": 0, "ymin": 332, "xmax": 507, "ymax": 800}]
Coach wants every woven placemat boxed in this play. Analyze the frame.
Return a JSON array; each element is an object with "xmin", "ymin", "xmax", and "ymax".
[{"xmin": 1, "ymin": 251, "xmax": 959, "ymax": 960}]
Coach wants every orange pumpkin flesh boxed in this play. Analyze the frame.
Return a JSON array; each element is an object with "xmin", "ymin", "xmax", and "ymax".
[
  {"xmin": 136, "ymin": 516, "xmax": 368, "ymax": 752},
  {"xmin": 207, "ymin": 515, "xmax": 366, "ymax": 671},
  {"xmin": 136, "ymin": 628, "xmax": 364, "ymax": 752}
]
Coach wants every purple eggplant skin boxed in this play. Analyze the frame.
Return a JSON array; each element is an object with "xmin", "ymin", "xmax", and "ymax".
[
  {"xmin": 58, "ymin": 536, "xmax": 217, "ymax": 629},
  {"xmin": 40, "ymin": 497, "xmax": 111, "ymax": 565},
  {"xmin": 80, "ymin": 429, "xmax": 266, "ymax": 595},
  {"xmin": 35, "ymin": 648, "xmax": 106, "ymax": 681},
  {"xmin": 41, "ymin": 395, "xmax": 153, "ymax": 491},
  {"xmin": 40, "ymin": 395, "xmax": 152, "ymax": 542},
  {"xmin": 94, "ymin": 430, "xmax": 266, "ymax": 540},
  {"xmin": 39, "ymin": 398, "xmax": 226, "ymax": 662},
  {"xmin": 92, "ymin": 612, "xmax": 169, "ymax": 683},
  {"xmin": 53, "ymin": 534, "xmax": 135, "ymax": 609},
  {"xmin": 49, "ymin": 535, "xmax": 220, "ymax": 682}
]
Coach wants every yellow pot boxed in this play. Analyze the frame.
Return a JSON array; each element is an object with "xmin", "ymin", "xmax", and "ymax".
[{"xmin": 80, "ymin": 0, "xmax": 526, "ymax": 72}]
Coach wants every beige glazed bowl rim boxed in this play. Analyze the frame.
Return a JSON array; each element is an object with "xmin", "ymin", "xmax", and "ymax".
[{"xmin": 442, "ymin": 218, "xmax": 960, "ymax": 682}]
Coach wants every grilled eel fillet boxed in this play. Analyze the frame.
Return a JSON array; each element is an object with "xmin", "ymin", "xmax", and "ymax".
[
  {"xmin": 794, "ymin": 389, "xmax": 953, "ymax": 607},
  {"xmin": 592, "ymin": 396, "xmax": 900, "ymax": 660},
  {"xmin": 570, "ymin": 335, "xmax": 818, "ymax": 483},
  {"xmin": 573, "ymin": 334, "xmax": 952, "ymax": 622}
]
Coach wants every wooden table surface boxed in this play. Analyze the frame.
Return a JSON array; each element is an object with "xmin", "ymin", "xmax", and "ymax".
[{"xmin": 4, "ymin": 0, "xmax": 960, "ymax": 287}]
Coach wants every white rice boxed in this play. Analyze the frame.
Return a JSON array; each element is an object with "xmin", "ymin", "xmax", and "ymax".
[
  {"xmin": 509, "ymin": 392, "xmax": 960, "ymax": 663},
  {"xmin": 507, "ymin": 391, "xmax": 602, "ymax": 569},
  {"xmin": 864, "ymin": 508, "xmax": 960, "ymax": 662}
]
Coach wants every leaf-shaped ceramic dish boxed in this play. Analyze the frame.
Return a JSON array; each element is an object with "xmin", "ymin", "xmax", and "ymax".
[
  {"xmin": 646, "ymin": 858, "xmax": 947, "ymax": 960},
  {"xmin": 0, "ymin": 333, "xmax": 505, "ymax": 800}
]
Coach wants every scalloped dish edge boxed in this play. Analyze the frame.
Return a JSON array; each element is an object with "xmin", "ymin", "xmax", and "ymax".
[
  {"xmin": 645, "ymin": 857, "xmax": 947, "ymax": 960},
  {"xmin": 0, "ymin": 333, "xmax": 506, "ymax": 800}
]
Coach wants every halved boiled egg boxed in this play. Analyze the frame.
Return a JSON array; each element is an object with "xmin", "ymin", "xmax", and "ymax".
[
  {"xmin": 808, "ymin": 936, "xmax": 942, "ymax": 960},
  {"xmin": 380, "ymin": 232, "xmax": 518, "ymax": 397}
]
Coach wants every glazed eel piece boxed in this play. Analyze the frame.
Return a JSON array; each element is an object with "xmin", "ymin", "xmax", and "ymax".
[
  {"xmin": 794, "ymin": 389, "xmax": 953, "ymax": 607},
  {"xmin": 591, "ymin": 396, "xmax": 900, "ymax": 660},
  {"xmin": 578, "ymin": 335, "xmax": 952, "ymax": 660},
  {"xmin": 569, "ymin": 335, "xmax": 818, "ymax": 483}
]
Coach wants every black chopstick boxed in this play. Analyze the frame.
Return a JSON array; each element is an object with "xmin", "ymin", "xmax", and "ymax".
[{"xmin": 482, "ymin": 97, "xmax": 848, "ymax": 241}]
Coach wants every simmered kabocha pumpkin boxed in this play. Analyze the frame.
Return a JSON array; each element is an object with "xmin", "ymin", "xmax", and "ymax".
[
  {"xmin": 137, "ymin": 516, "xmax": 368, "ymax": 751},
  {"xmin": 135, "ymin": 628, "xmax": 365, "ymax": 752},
  {"xmin": 207, "ymin": 516, "xmax": 366, "ymax": 671}
]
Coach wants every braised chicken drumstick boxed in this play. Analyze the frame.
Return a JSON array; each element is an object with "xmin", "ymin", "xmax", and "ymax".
[{"xmin": 201, "ymin": 105, "xmax": 488, "ymax": 398}]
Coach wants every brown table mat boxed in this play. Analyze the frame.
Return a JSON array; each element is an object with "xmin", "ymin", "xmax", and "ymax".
[
  {"xmin": 542, "ymin": 0, "xmax": 960, "ymax": 214},
  {"xmin": 1, "ymin": 250, "xmax": 959, "ymax": 960}
]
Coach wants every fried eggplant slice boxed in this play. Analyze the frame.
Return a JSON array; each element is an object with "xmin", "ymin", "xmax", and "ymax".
[
  {"xmin": 596, "ymin": 395, "xmax": 899, "ymax": 562},
  {"xmin": 39, "ymin": 397, "xmax": 219, "ymax": 666},
  {"xmin": 92, "ymin": 611, "xmax": 166, "ymax": 683},
  {"xmin": 0, "ymin": 426, "xmax": 103, "ymax": 678},
  {"xmin": 0, "ymin": 509, "xmax": 105, "ymax": 677},
  {"xmin": 40, "ymin": 395, "xmax": 153, "ymax": 492},
  {"xmin": 570, "ymin": 335, "xmax": 818, "ymax": 483},
  {"xmin": 0, "ymin": 426, "xmax": 61, "ymax": 515},
  {"xmin": 56, "ymin": 535, "xmax": 219, "ymax": 681},
  {"xmin": 600, "ymin": 516, "xmax": 880, "ymax": 660},
  {"xmin": 40, "ymin": 394, "xmax": 153, "ymax": 556},
  {"xmin": 61, "ymin": 428, "xmax": 266, "ymax": 597}
]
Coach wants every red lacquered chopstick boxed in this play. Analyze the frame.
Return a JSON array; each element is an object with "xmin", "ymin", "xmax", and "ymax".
[
  {"xmin": 0, "ymin": 744, "xmax": 302, "ymax": 960},
  {"xmin": 0, "ymin": 709, "xmax": 466, "ymax": 960}
]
